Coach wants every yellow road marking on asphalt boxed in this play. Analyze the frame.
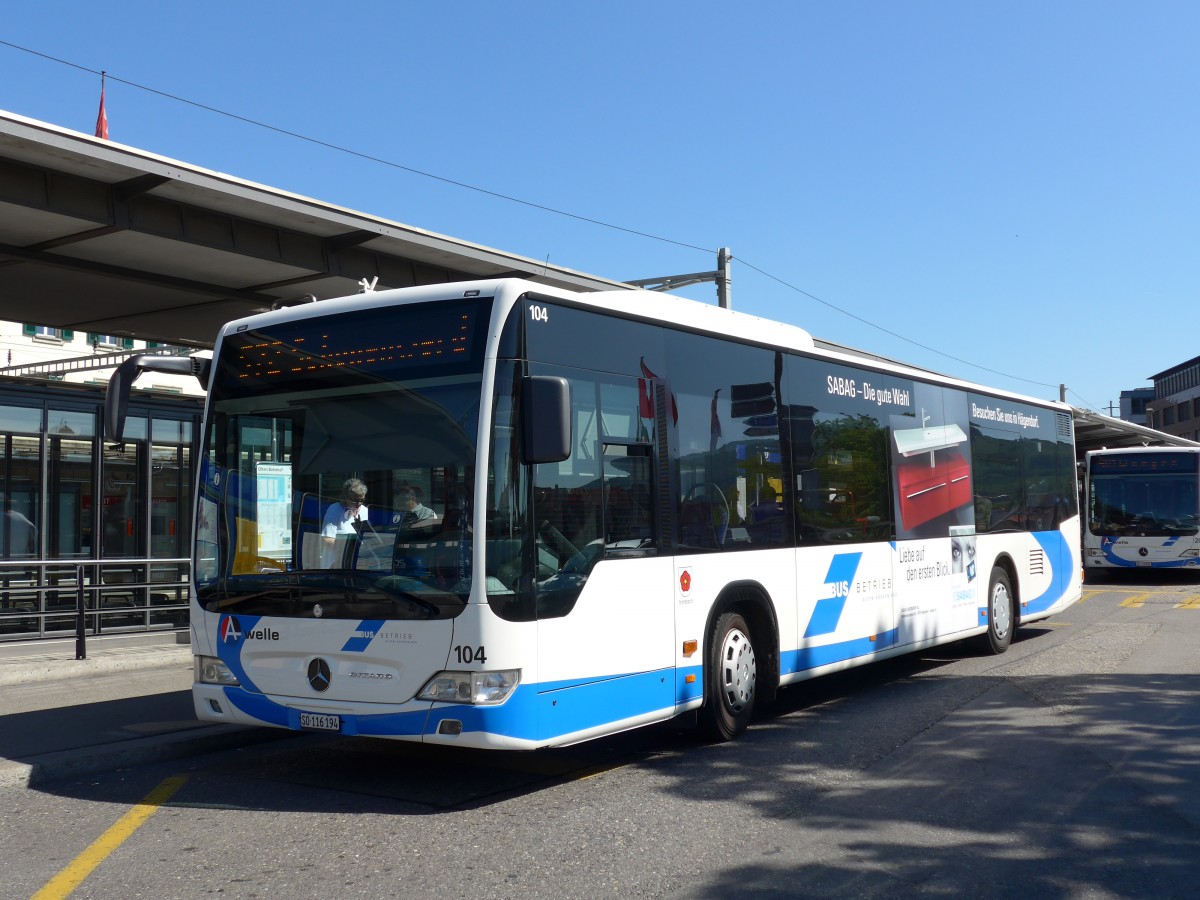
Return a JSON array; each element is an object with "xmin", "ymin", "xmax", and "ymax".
[
  {"xmin": 1118, "ymin": 593, "xmax": 1150, "ymax": 608},
  {"xmin": 31, "ymin": 775, "xmax": 187, "ymax": 900},
  {"xmin": 1176, "ymin": 596, "xmax": 1200, "ymax": 609}
]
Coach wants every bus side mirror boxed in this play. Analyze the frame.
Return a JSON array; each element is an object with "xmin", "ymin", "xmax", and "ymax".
[
  {"xmin": 105, "ymin": 354, "xmax": 212, "ymax": 442},
  {"xmin": 522, "ymin": 376, "xmax": 571, "ymax": 464}
]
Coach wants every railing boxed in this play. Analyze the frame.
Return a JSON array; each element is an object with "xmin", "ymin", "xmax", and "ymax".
[{"xmin": 0, "ymin": 557, "xmax": 190, "ymax": 644}]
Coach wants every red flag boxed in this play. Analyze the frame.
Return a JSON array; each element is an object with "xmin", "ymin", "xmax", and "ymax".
[
  {"xmin": 638, "ymin": 357, "xmax": 678, "ymax": 426},
  {"xmin": 95, "ymin": 74, "xmax": 109, "ymax": 140},
  {"xmin": 710, "ymin": 388, "xmax": 723, "ymax": 451},
  {"xmin": 638, "ymin": 357, "xmax": 656, "ymax": 419}
]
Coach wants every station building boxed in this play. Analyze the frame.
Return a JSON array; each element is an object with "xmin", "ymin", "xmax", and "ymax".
[{"xmin": 1146, "ymin": 355, "xmax": 1200, "ymax": 441}]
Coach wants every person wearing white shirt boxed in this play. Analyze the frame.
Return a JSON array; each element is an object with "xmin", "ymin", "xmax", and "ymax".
[{"xmin": 320, "ymin": 478, "xmax": 368, "ymax": 568}]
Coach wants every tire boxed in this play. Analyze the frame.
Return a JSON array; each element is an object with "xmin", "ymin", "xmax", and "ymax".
[
  {"xmin": 981, "ymin": 567, "xmax": 1016, "ymax": 654},
  {"xmin": 701, "ymin": 611, "xmax": 757, "ymax": 741}
]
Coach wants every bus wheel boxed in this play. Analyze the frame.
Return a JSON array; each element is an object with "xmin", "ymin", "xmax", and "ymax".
[
  {"xmin": 981, "ymin": 568, "xmax": 1015, "ymax": 654},
  {"xmin": 702, "ymin": 611, "xmax": 757, "ymax": 741}
]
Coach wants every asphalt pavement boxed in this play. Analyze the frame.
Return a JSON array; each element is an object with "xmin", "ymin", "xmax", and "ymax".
[{"xmin": 0, "ymin": 631, "xmax": 282, "ymax": 790}]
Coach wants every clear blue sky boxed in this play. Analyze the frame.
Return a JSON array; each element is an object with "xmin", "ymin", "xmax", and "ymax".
[{"xmin": 3, "ymin": 2, "xmax": 1197, "ymax": 413}]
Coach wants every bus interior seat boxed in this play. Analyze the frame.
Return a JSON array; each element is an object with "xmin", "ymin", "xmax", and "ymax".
[{"xmin": 680, "ymin": 500, "xmax": 719, "ymax": 549}]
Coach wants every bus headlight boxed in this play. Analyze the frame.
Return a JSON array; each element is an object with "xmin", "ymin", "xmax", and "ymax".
[
  {"xmin": 418, "ymin": 670, "xmax": 520, "ymax": 705},
  {"xmin": 1180, "ymin": 549, "xmax": 1199, "ymax": 558},
  {"xmin": 195, "ymin": 655, "xmax": 240, "ymax": 686}
]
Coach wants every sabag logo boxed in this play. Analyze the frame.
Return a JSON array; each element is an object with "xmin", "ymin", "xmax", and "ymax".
[
  {"xmin": 803, "ymin": 552, "xmax": 862, "ymax": 638},
  {"xmin": 219, "ymin": 615, "xmax": 242, "ymax": 644}
]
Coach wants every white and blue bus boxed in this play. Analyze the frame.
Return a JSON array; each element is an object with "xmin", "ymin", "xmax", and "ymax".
[
  {"xmin": 1083, "ymin": 447, "xmax": 1200, "ymax": 570},
  {"xmin": 108, "ymin": 278, "xmax": 1082, "ymax": 748}
]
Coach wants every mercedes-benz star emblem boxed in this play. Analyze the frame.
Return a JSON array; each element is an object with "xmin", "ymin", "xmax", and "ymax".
[{"xmin": 307, "ymin": 657, "xmax": 332, "ymax": 692}]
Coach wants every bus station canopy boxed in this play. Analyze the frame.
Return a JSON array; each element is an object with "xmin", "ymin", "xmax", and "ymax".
[
  {"xmin": 0, "ymin": 109, "xmax": 629, "ymax": 349},
  {"xmin": 0, "ymin": 108, "xmax": 1190, "ymax": 457},
  {"xmin": 1070, "ymin": 407, "xmax": 1198, "ymax": 453}
]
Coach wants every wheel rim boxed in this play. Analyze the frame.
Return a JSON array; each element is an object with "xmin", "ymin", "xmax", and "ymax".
[
  {"xmin": 991, "ymin": 581, "xmax": 1012, "ymax": 639},
  {"xmin": 719, "ymin": 626, "xmax": 756, "ymax": 712}
]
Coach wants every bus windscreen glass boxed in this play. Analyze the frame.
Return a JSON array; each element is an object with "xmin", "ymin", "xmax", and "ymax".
[
  {"xmin": 195, "ymin": 299, "xmax": 490, "ymax": 620},
  {"xmin": 1089, "ymin": 451, "xmax": 1200, "ymax": 537}
]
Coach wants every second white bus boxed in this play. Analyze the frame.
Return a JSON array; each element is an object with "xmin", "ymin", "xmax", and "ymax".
[{"xmin": 1084, "ymin": 446, "xmax": 1200, "ymax": 570}]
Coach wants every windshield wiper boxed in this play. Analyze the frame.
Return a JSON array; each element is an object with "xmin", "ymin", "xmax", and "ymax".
[
  {"xmin": 203, "ymin": 581, "xmax": 335, "ymax": 612},
  {"xmin": 202, "ymin": 572, "xmax": 455, "ymax": 618},
  {"xmin": 369, "ymin": 576, "xmax": 453, "ymax": 617}
]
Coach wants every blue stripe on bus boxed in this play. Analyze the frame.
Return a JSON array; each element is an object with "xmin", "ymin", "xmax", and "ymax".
[
  {"xmin": 222, "ymin": 686, "xmax": 431, "ymax": 736},
  {"xmin": 216, "ymin": 613, "xmax": 262, "ymax": 691},
  {"xmin": 803, "ymin": 552, "xmax": 862, "ymax": 638},
  {"xmin": 676, "ymin": 665, "xmax": 703, "ymax": 703},
  {"xmin": 531, "ymin": 670, "xmax": 673, "ymax": 740},
  {"xmin": 783, "ymin": 629, "xmax": 900, "ymax": 675},
  {"xmin": 1098, "ymin": 537, "xmax": 1196, "ymax": 568},
  {"xmin": 385, "ymin": 671, "xmax": 675, "ymax": 743},
  {"xmin": 1026, "ymin": 531, "xmax": 1072, "ymax": 613},
  {"xmin": 221, "ymin": 670, "xmax": 675, "ymax": 743}
]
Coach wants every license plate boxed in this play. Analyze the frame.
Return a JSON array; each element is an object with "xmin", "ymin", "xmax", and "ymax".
[
  {"xmin": 299, "ymin": 712, "xmax": 341, "ymax": 732},
  {"xmin": 1136, "ymin": 561, "xmax": 1152, "ymax": 567}
]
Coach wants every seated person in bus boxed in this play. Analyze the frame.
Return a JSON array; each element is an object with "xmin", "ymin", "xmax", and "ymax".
[
  {"xmin": 321, "ymin": 478, "xmax": 369, "ymax": 568},
  {"xmin": 400, "ymin": 487, "xmax": 437, "ymax": 529}
]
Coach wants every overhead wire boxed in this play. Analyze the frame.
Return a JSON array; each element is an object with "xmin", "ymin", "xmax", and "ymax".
[
  {"xmin": 0, "ymin": 39, "xmax": 711, "ymax": 254},
  {"xmin": 1, "ymin": 37, "xmax": 1078, "ymax": 401},
  {"xmin": 1067, "ymin": 388, "xmax": 1105, "ymax": 413},
  {"xmin": 734, "ymin": 257, "xmax": 1061, "ymax": 391}
]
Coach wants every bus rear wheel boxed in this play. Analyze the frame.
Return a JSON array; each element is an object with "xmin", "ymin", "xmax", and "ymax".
[
  {"xmin": 981, "ymin": 567, "xmax": 1016, "ymax": 654},
  {"xmin": 701, "ymin": 611, "xmax": 757, "ymax": 741}
]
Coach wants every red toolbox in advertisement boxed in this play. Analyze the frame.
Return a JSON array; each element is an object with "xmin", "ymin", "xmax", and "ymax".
[{"xmin": 897, "ymin": 449, "xmax": 971, "ymax": 530}]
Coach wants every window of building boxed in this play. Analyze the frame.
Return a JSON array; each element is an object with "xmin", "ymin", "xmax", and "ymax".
[
  {"xmin": 88, "ymin": 333, "xmax": 135, "ymax": 351},
  {"xmin": 23, "ymin": 324, "xmax": 74, "ymax": 342},
  {"xmin": 0, "ymin": 405, "xmax": 42, "ymax": 432}
]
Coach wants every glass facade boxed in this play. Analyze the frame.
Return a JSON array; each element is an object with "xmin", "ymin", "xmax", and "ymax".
[{"xmin": 0, "ymin": 380, "xmax": 201, "ymax": 641}]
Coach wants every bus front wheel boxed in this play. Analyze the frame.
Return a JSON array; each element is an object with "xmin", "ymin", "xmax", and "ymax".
[
  {"xmin": 981, "ymin": 567, "xmax": 1016, "ymax": 654},
  {"xmin": 702, "ymin": 611, "xmax": 757, "ymax": 741}
]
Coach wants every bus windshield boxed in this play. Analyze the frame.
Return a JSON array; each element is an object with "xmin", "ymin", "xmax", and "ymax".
[
  {"xmin": 194, "ymin": 299, "xmax": 489, "ymax": 619},
  {"xmin": 1089, "ymin": 452, "xmax": 1200, "ymax": 537}
]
